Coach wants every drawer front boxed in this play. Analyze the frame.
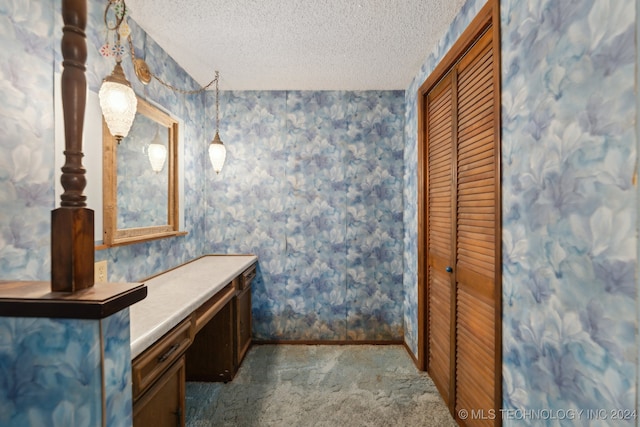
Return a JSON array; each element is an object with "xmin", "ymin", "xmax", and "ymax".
[
  {"xmin": 132, "ymin": 316, "xmax": 193, "ymax": 400},
  {"xmin": 133, "ymin": 356, "xmax": 185, "ymax": 427},
  {"xmin": 194, "ymin": 282, "xmax": 236, "ymax": 333},
  {"xmin": 240, "ymin": 264, "xmax": 257, "ymax": 290}
]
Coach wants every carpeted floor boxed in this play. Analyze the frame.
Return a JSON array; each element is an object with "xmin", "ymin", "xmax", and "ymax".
[{"xmin": 186, "ymin": 345, "xmax": 456, "ymax": 427}]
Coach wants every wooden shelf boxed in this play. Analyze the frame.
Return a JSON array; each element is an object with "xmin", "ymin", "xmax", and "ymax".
[{"xmin": 0, "ymin": 280, "xmax": 147, "ymax": 319}]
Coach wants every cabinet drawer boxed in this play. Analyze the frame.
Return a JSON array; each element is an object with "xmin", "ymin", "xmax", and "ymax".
[
  {"xmin": 239, "ymin": 264, "xmax": 256, "ymax": 290},
  {"xmin": 133, "ymin": 356, "xmax": 185, "ymax": 427},
  {"xmin": 194, "ymin": 282, "xmax": 236, "ymax": 333},
  {"xmin": 132, "ymin": 316, "xmax": 193, "ymax": 400}
]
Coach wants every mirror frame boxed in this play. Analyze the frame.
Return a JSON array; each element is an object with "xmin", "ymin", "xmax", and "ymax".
[{"xmin": 102, "ymin": 96, "xmax": 185, "ymax": 247}]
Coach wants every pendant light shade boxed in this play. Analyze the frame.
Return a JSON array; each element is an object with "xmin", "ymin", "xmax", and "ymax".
[
  {"xmin": 208, "ymin": 131, "xmax": 226, "ymax": 174},
  {"xmin": 99, "ymin": 63, "xmax": 137, "ymax": 141},
  {"xmin": 147, "ymin": 128, "xmax": 167, "ymax": 172}
]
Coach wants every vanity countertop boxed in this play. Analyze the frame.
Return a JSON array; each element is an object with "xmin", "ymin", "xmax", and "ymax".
[{"xmin": 129, "ymin": 254, "xmax": 257, "ymax": 359}]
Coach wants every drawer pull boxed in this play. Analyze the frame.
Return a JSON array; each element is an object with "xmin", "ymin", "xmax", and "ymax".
[
  {"xmin": 244, "ymin": 268, "xmax": 256, "ymax": 281},
  {"xmin": 157, "ymin": 343, "xmax": 180, "ymax": 363}
]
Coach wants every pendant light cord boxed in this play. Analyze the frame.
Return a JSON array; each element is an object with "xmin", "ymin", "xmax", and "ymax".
[
  {"xmin": 104, "ymin": 0, "xmax": 219, "ymax": 95},
  {"xmin": 215, "ymin": 71, "xmax": 220, "ymax": 133}
]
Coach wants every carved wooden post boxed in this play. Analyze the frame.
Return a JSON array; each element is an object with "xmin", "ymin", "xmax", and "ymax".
[{"xmin": 51, "ymin": 0, "xmax": 95, "ymax": 291}]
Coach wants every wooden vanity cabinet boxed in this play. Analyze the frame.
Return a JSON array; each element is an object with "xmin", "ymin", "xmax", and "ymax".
[
  {"xmin": 186, "ymin": 293, "xmax": 236, "ymax": 382},
  {"xmin": 236, "ymin": 264, "xmax": 256, "ymax": 366},
  {"xmin": 132, "ymin": 316, "xmax": 193, "ymax": 427},
  {"xmin": 132, "ymin": 258, "xmax": 258, "ymax": 426},
  {"xmin": 133, "ymin": 356, "xmax": 185, "ymax": 427}
]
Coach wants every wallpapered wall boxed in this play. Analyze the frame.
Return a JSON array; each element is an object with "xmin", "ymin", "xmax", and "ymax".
[
  {"xmin": 0, "ymin": 311, "xmax": 132, "ymax": 427},
  {"xmin": 0, "ymin": 1, "xmax": 406, "ymax": 345},
  {"xmin": 205, "ymin": 90, "xmax": 405, "ymax": 341},
  {"xmin": 0, "ymin": 0, "xmax": 206, "ymax": 283},
  {"xmin": 0, "ymin": 1, "xmax": 203, "ymax": 425},
  {"xmin": 403, "ymin": 0, "xmax": 638, "ymax": 423},
  {"xmin": 500, "ymin": 0, "xmax": 637, "ymax": 421},
  {"xmin": 2, "ymin": 0, "xmax": 639, "ymax": 423}
]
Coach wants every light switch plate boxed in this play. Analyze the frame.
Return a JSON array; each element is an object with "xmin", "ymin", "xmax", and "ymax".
[{"xmin": 95, "ymin": 260, "xmax": 108, "ymax": 283}]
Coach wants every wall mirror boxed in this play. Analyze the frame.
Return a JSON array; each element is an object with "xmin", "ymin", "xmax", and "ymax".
[{"xmin": 103, "ymin": 96, "xmax": 185, "ymax": 246}]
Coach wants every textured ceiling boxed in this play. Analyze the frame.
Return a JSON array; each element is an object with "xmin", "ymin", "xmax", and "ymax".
[{"xmin": 125, "ymin": 0, "xmax": 466, "ymax": 90}]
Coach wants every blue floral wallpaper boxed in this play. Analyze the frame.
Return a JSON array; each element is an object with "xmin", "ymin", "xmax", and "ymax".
[
  {"xmin": 500, "ymin": 0, "xmax": 637, "ymax": 423},
  {"xmin": 205, "ymin": 90, "xmax": 406, "ymax": 341},
  {"xmin": 2, "ymin": 0, "xmax": 640, "ymax": 424},
  {"xmin": 91, "ymin": 4, "xmax": 206, "ymax": 282},
  {"xmin": 0, "ymin": 1, "xmax": 55, "ymax": 281},
  {"xmin": 402, "ymin": 0, "xmax": 638, "ymax": 422},
  {"xmin": 0, "ymin": 317, "xmax": 102, "ymax": 426},
  {"xmin": 0, "ymin": 311, "xmax": 131, "ymax": 427},
  {"xmin": 103, "ymin": 309, "xmax": 132, "ymax": 427},
  {"xmin": 0, "ymin": 0, "xmax": 205, "ymax": 283}
]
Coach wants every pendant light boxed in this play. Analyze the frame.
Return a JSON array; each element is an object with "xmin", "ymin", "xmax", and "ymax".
[
  {"xmin": 147, "ymin": 128, "xmax": 167, "ymax": 172},
  {"xmin": 99, "ymin": 62, "xmax": 137, "ymax": 141},
  {"xmin": 208, "ymin": 71, "xmax": 226, "ymax": 174},
  {"xmin": 98, "ymin": 1, "xmax": 137, "ymax": 141}
]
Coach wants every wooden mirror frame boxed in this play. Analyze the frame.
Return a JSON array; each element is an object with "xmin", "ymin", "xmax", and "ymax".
[{"xmin": 102, "ymin": 96, "xmax": 185, "ymax": 247}]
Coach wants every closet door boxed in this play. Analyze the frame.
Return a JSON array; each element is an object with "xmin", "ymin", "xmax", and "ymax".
[
  {"xmin": 426, "ymin": 73, "xmax": 455, "ymax": 406},
  {"xmin": 454, "ymin": 28, "xmax": 497, "ymax": 426},
  {"xmin": 422, "ymin": 14, "xmax": 499, "ymax": 425}
]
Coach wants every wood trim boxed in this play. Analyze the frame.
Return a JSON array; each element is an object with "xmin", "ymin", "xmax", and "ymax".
[
  {"xmin": 416, "ymin": 57, "xmax": 427, "ymax": 372},
  {"xmin": 492, "ymin": 1, "xmax": 503, "ymax": 423},
  {"xmin": 418, "ymin": 1, "xmax": 493, "ymax": 97},
  {"xmin": 193, "ymin": 282, "xmax": 236, "ymax": 333},
  {"xmin": 404, "ymin": 341, "xmax": 420, "ymax": 368},
  {"xmin": 253, "ymin": 340, "xmax": 405, "ymax": 346},
  {"xmin": 0, "ymin": 280, "xmax": 146, "ymax": 319},
  {"xmin": 102, "ymin": 97, "xmax": 182, "ymax": 247}
]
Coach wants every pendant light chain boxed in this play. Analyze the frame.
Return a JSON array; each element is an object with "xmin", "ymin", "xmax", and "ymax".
[
  {"xmin": 104, "ymin": 0, "xmax": 219, "ymax": 95},
  {"xmin": 126, "ymin": 35, "xmax": 219, "ymax": 94},
  {"xmin": 215, "ymin": 71, "xmax": 220, "ymax": 133}
]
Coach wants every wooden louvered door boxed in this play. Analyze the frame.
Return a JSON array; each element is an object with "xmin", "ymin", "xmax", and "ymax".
[
  {"xmin": 421, "ymin": 5, "xmax": 499, "ymax": 425},
  {"xmin": 454, "ymin": 28, "xmax": 497, "ymax": 427},
  {"xmin": 426, "ymin": 73, "xmax": 455, "ymax": 406}
]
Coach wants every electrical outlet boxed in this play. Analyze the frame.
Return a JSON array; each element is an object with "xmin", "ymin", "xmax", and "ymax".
[{"xmin": 95, "ymin": 260, "xmax": 108, "ymax": 283}]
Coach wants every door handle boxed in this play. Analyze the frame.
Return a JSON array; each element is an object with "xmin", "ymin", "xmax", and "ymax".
[{"xmin": 445, "ymin": 266, "xmax": 453, "ymax": 273}]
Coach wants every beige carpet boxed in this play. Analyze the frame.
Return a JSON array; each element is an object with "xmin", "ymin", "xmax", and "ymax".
[{"xmin": 186, "ymin": 345, "xmax": 456, "ymax": 427}]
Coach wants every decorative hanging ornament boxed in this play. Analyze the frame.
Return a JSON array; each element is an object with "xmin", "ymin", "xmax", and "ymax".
[
  {"xmin": 100, "ymin": 43, "xmax": 111, "ymax": 57},
  {"xmin": 118, "ymin": 20, "xmax": 131, "ymax": 38},
  {"xmin": 114, "ymin": 1, "xmax": 126, "ymax": 19},
  {"xmin": 110, "ymin": 43, "xmax": 126, "ymax": 59}
]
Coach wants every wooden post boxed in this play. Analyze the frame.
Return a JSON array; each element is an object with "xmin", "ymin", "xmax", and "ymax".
[{"xmin": 51, "ymin": 0, "xmax": 95, "ymax": 292}]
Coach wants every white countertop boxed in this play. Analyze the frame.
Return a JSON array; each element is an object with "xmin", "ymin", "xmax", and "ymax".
[{"xmin": 129, "ymin": 254, "xmax": 258, "ymax": 359}]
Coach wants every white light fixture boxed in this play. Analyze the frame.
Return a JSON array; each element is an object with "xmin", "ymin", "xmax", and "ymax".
[
  {"xmin": 209, "ymin": 131, "xmax": 226, "ymax": 174},
  {"xmin": 98, "ymin": 62, "xmax": 137, "ymax": 141},
  {"xmin": 98, "ymin": 1, "xmax": 137, "ymax": 141},
  {"xmin": 147, "ymin": 129, "xmax": 167, "ymax": 172},
  {"xmin": 208, "ymin": 71, "xmax": 226, "ymax": 174},
  {"xmin": 99, "ymin": 0, "xmax": 224, "ymax": 170}
]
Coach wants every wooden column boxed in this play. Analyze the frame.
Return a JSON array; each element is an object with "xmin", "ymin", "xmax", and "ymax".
[{"xmin": 51, "ymin": 0, "xmax": 95, "ymax": 292}]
